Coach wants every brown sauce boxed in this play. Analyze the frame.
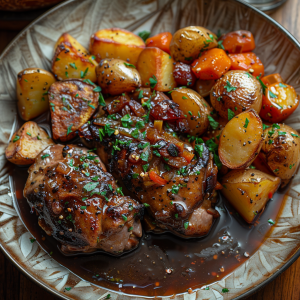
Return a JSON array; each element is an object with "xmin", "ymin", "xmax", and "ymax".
[{"xmin": 11, "ymin": 166, "xmax": 287, "ymax": 296}]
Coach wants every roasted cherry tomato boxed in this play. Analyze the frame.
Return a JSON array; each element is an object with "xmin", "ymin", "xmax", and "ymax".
[
  {"xmin": 145, "ymin": 32, "xmax": 172, "ymax": 54},
  {"xmin": 228, "ymin": 52, "xmax": 264, "ymax": 77},
  {"xmin": 261, "ymin": 73, "xmax": 283, "ymax": 86},
  {"xmin": 191, "ymin": 48, "xmax": 231, "ymax": 80},
  {"xmin": 260, "ymin": 82, "xmax": 299, "ymax": 122},
  {"xmin": 222, "ymin": 30, "xmax": 255, "ymax": 53},
  {"xmin": 173, "ymin": 62, "xmax": 196, "ymax": 87}
]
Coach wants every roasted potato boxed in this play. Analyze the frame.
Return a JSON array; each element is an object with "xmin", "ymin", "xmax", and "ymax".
[
  {"xmin": 260, "ymin": 124, "xmax": 300, "ymax": 187},
  {"xmin": 96, "ymin": 58, "xmax": 141, "ymax": 95},
  {"xmin": 5, "ymin": 121, "xmax": 54, "ymax": 165},
  {"xmin": 170, "ymin": 26, "xmax": 217, "ymax": 64},
  {"xmin": 16, "ymin": 68, "xmax": 56, "ymax": 121},
  {"xmin": 170, "ymin": 88, "xmax": 211, "ymax": 135},
  {"xmin": 219, "ymin": 109, "xmax": 264, "ymax": 169},
  {"xmin": 136, "ymin": 47, "xmax": 177, "ymax": 92},
  {"xmin": 194, "ymin": 79, "xmax": 215, "ymax": 97},
  {"xmin": 210, "ymin": 70, "xmax": 263, "ymax": 120},
  {"xmin": 48, "ymin": 79, "xmax": 99, "ymax": 142},
  {"xmin": 52, "ymin": 33, "xmax": 98, "ymax": 82},
  {"xmin": 89, "ymin": 28, "xmax": 145, "ymax": 66},
  {"xmin": 221, "ymin": 169, "xmax": 281, "ymax": 223}
]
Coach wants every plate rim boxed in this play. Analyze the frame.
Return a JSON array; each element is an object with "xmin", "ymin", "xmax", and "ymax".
[{"xmin": 1, "ymin": 0, "xmax": 300, "ymax": 299}]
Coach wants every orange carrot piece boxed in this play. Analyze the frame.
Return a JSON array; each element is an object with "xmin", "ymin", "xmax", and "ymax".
[
  {"xmin": 149, "ymin": 170, "xmax": 168, "ymax": 185},
  {"xmin": 191, "ymin": 48, "xmax": 231, "ymax": 80},
  {"xmin": 146, "ymin": 32, "xmax": 172, "ymax": 54},
  {"xmin": 261, "ymin": 73, "xmax": 283, "ymax": 86},
  {"xmin": 182, "ymin": 150, "xmax": 194, "ymax": 164},
  {"xmin": 228, "ymin": 52, "xmax": 264, "ymax": 77},
  {"xmin": 222, "ymin": 30, "xmax": 255, "ymax": 53}
]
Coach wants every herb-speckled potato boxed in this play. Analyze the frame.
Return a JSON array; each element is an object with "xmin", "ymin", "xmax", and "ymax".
[
  {"xmin": 137, "ymin": 47, "xmax": 177, "ymax": 92},
  {"xmin": 48, "ymin": 79, "xmax": 99, "ymax": 142},
  {"xmin": 210, "ymin": 70, "xmax": 263, "ymax": 120},
  {"xmin": 5, "ymin": 121, "xmax": 54, "ymax": 165},
  {"xmin": 194, "ymin": 79, "xmax": 215, "ymax": 97},
  {"xmin": 96, "ymin": 59, "xmax": 141, "ymax": 95},
  {"xmin": 170, "ymin": 26, "xmax": 217, "ymax": 64},
  {"xmin": 219, "ymin": 109, "xmax": 264, "ymax": 169},
  {"xmin": 52, "ymin": 33, "xmax": 98, "ymax": 82},
  {"xmin": 221, "ymin": 169, "xmax": 281, "ymax": 223},
  {"xmin": 89, "ymin": 28, "xmax": 145, "ymax": 66},
  {"xmin": 260, "ymin": 124, "xmax": 300, "ymax": 187},
  {"xmin": 17, "ymin": 68, "xmax": 56, "ymax": 121},
  {"xmin": 170, "ymin": 88, "xmax": 211, "ymax": 135}
]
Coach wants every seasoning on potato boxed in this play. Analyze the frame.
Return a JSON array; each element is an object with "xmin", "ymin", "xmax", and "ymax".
[
  {"xmin": 170, "ymin": 88, "xmax": 211, "ymax": 136},
  {"xmin": 96, "ymin": 58, "xmax": 141, "ymax": 95},
  {"xmin": 5, "ymin": 121, "xmax": 54, "ymax": 165},
  {"xmin": 210, "ymin": 70, "xmax": 263, "ymax": 119},
  {"xmin": 260, "ymin": 123, "xmax": 300, "ymax": 187},
  {"xmin": 52, "ymin": 33, "xmax": 98, "ymax": 82},
  {"xmin": 221, "ymin": 169, "xmax": 281, "ymax": 223},
  {"xmin": 16, "ymin": 68, "xmax": 56, "ymax": 121},
  {"xmin": 170, "ymin": 26, "xmax": 217, "ymax": 64},
  {"xmin": 219, "ymin": 109, "xmax": 264, "ymax": 169}
]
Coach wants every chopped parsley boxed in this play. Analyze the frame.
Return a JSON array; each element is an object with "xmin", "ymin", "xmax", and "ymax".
[
  {"xmin": 268, "ymin": 219, "xmax": 275, "ymax": 225},
  {"xmin": 83, "ymin": 182, "xmax": 99, "ymax": 192},
  {"xmin": 279, "ymin": 83, "xmax": 287, "ymax": 88},
  {"xmin": 149, "ymin": 75, "xmax": 158, "ymax": 89},
  {"xmin": 224, "ymin": 81, "xmax": 237, "ymax": 92},
  {"xmin": 41, "ymin": 154, "xmax": 50, "ymax": 160},
  {"xmin": 244, "ymin": 118, "xmax": 249, "ymax": 128},
  {"xmin": 207, "ymin": 115, "xmax": 219, "ymax": 130},
  {"xmin": 93, "ymin": 86, "xmax": 102, "ymax": 92},
  {"xmin": 67, "ymin": 124, "xmax": 73, "ymax": 135},
  {"xmin": 124, "ymin": 62, "xmax": 136, "ymax": 68},
  {"xmin": 69, "ymin": 62, "xmax": 77, "ymax": 69},
  {"xmin": 13, "ymin": 135, "xmax": 20, "ymax": 142},
  {"xmin": 228, "ymin": 108, "xmax": 235, "ymax": 120},
  {"xmin": 80, "ymin": 67, "xmax": 89, "ymax": 78},
  {"xmin": 269, "ymin": 90, "xmax": 277, "ymax": 98},
  {"xmin": 138, "ymin": 30, "xmax": 151, "ymax": 41}
]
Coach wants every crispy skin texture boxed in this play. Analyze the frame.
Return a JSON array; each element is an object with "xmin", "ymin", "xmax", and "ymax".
[
  {"xmin": 16, "ymin": 68, "xmax": 56, "ymax": 121},
  {"xmin": 210, "ymin": 70, "xmax": 263, "ymax": 119},
  {"xmin": 48, "ymin": 79, "xmax": 99, "ymax": 142},
  {"xmin": 23, "ymin": 144, "xmax": 143, "ymax": 254},
  {"xmin": 78, "ymin": 96, "xmax": 218, "ymax": 237},
  {"xmin": 5, "ymin": 121, "xmax": 54, "ymax": 165}
]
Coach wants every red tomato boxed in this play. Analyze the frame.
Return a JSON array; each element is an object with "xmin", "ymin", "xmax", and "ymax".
[
  {"xmin": 228, "ymin": 52, "xmax": 264, "ymax": 77},
  {"xmin": 145, "ymin": 32, "xmax": 172, "ymax": 54},
  {"xmin": 222, "ymin": 30, "xmax": 255, "ymax": 53},
  {"xmin": 173, "ymin": 62, "xmax": 196, "ymax": 87},
  {"xmin": 260, "ymin": 83, "xmax": 299, "ymax": 122},
  {"xmin": 191, "ymin": 48, "xmax": 231, "ymax": 80}
]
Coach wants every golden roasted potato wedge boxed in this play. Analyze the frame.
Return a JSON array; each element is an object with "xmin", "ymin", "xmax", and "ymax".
[
  {"xmin": 52, "ymin": 33, "xmax": 98, "ymax": 82},
  {"xmin": 170, "ymin": 88, "xmax": 211, "ymax": 135},
  {"xmin": 221, "ymin": 169, "xmax": 281, "ymax": 223},
  {"xmin": 48, "ymin": 79, "xmax": 99, "ymax": 142},
  {"xmin": 170, "ymin": 26, "xmax": 217, "ymax": 64},
  {"xmin": 210, "ymin": 70, "xmax": 263, "ymax": 120},
  {"xmin": 89, "ymin": 28, "xmax": 145, "ymax": 66},
  {"xmin": 96, "ymin": 58, "xmax": 141, "ymax": 95},
  {"xmin": 136, "ymin": 47, "xmax": 177, "ymax": 92},
  {"xmin": 16, "ymin": 68, "xmax": 56, "ymax": 121},
  {"xmin": 5, "ymin": 121, "xmax": 54, "ymax": 165},
  {"xmin": 261, "ymin": 124, "xmax": 300, "ymax": 187},
  {"xmin": 219, "ymin": 109, "xmax": 264, "ymax": 169}
]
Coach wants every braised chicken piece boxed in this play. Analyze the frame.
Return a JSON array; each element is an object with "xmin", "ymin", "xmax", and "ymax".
[
  {"xmin": 23, "ymin": 144, "xmax": 143, "ymax": 254},
  {"xmin": 79, "ymin": 90, "xmax": 219, "ymax": 237}
]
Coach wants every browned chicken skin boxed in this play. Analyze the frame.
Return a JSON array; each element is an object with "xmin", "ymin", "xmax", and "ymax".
[
  {"xmin": 23, "ymin": 144, "xmax": 143, "ymax": 254},
  {"xmin": 79, "ymin": 90, "xmax": 219, "ymax": 237}
]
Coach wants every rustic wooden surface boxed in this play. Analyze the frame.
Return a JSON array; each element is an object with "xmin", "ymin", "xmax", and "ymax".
[{"xmin": 0, "ymin": 0, "xmax": 300, "ymax": 299}]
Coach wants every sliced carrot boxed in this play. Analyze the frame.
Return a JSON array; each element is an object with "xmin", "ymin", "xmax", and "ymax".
[
  {"xmin": 154, "ymin": 120, "xmax": 163, "ymax": 132},
  {"xmin": 222, "ymin": 30, "xmax": 255, "ymax": 53},
  {"xmin": 191, "ymin": 48, "xmax": 231, "ymax": 80},
  {"xmin": 182, "ymin": 150, "xmax": 194, "ymax": 164},
  {"xmin": 228, "ymin": 52, "xmax": 264, "ymax": 77},
  {"xmin": 145, "ymin": 32, "xmax": 172, "ymax": 54},
  {"xmin": 149, "ymin": 170, "xmax": 167, "ymax": 185},
  {"xmin": 261, "ymin": 73, "xmax": 283, "ymax": 86}
]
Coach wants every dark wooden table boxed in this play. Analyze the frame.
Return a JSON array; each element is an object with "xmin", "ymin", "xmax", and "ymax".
[{"xmin": 1, "ymin": 1, "xmax": 300, "ymax": 299}]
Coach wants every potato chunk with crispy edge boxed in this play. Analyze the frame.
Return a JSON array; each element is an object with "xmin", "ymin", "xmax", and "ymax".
[
  {"xmin": 5, "ymin": 121, "xmax": 54, "ymax": 165},
  {"xmin": 136, "ymin": 47, "xmax": 177, "ymax": 92},
  {"xmin": 89, "ymin": 28, "xmax": 145, "ymax": 66},
  {"xmin": 48, "ymin": 79, "xmax": 99, "ymax": 142},
  {"xmin": 17, "ymin": 68, "xmax": 56, "ymax": 121},
  {"xmin": 52, "ymin": 33, "xmax": 98, "ymax": 82},
  {"xmin": 221, "ymin": 169, "xmax": 281, "ymax": 223}
]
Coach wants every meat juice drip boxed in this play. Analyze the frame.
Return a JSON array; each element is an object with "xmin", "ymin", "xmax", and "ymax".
[{"xmin": 12, "ymin": 167, "xmax": 288, "ymax": 297}]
